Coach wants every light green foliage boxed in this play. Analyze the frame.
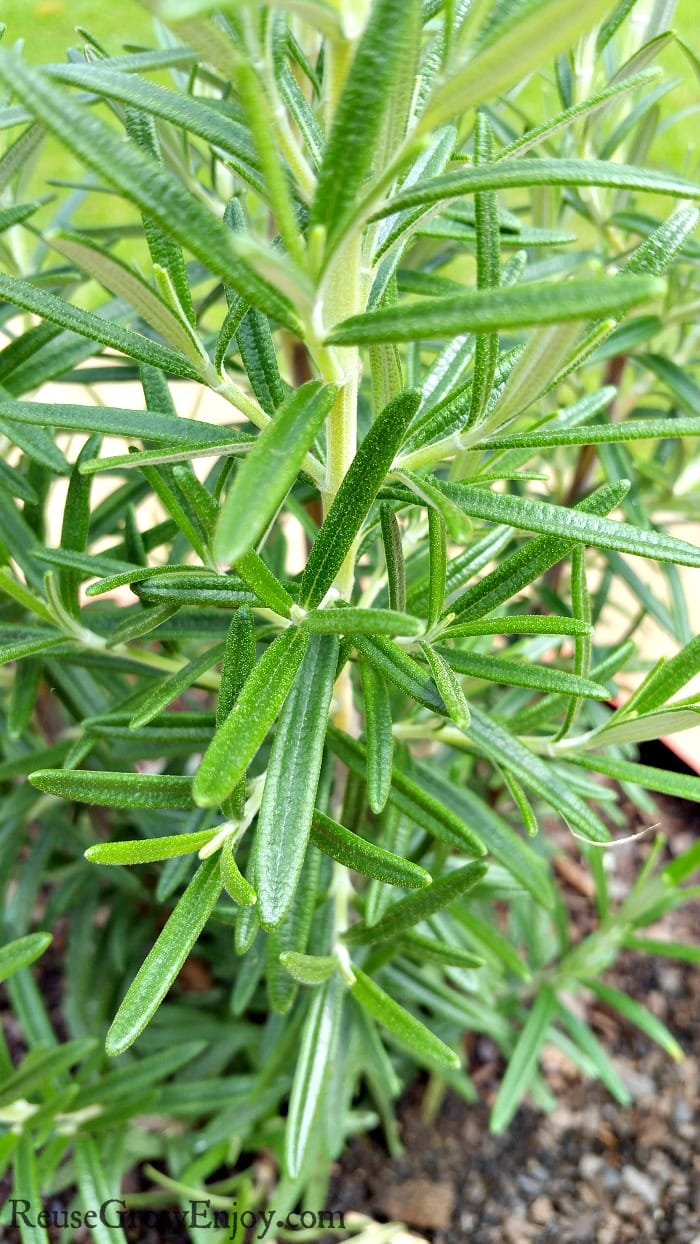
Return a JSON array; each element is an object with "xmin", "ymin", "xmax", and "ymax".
[{"xmin": 0, "ymin": 0, "xmax": 699, "ymax": 1225}]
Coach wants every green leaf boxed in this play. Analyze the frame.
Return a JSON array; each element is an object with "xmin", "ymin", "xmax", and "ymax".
[
  {"xmin": 7, "ymin": 656, "xmax": 42, "ymax": 740},
  {"xmin": 57, "ymin": 434, "xmax": 99, "ymax": 617},
  {"xmin": 193, "ymin": 629, "xmax": 309, "ymax": 808},
  {"xmin": 255, "ymin": 635, "xmax": 338, "ymax": 928},
  {"xmin": 628, "ymin": 634, "xmax": 700, "ymax": 715},
  {"xmin": 622, "ymin": 206, "xmax": 700, "ymax": 276},
  {"xmin": 466, "ymin": 111, "xmax": 500, "ymax": 426},
  {"xmin": 47, "ymin": 61, "xmax": 258, "ymax": 178},
  {"xmin": 557, "ymin": 1004, "xmax": 632, "ymax": 1105},
  {"xmin": 499, "ymin": 67, "xmax": 661, "ymax": 158},
  {"xmin": 0, "ymin": 272, "xmax": 200, "ymax": 380},
  {"xmin": 105, "ymin": 856, "xmax": 222, "ymax": 1056},
  {"xmin": 0, "ymin": 199, "xmax": 42, "ymax": 232},
  {"xmin": 476, "ymin": 416, "xmax": 700, "ymax": 450},
  {"xmin": 85, "ymin": 831, "xmax": 216, "ymax": 865},
  {"xmin": 467, "ymin": 707, "xmax": 610, "ymax": 843},
  {"xmin": 419, "ymin": 0, "xmax": 619, "ymax": 131},
  {"xmin": 311, "ymin": 0, "xmax": 422, "ymax": 255},
  {"xmin": 421, "ymin": 643, "xmax": 472, "ymax": 730},
  {"xmin": 489, "ymin": 987, "xmax": 557, "ymax": 1134},
  {"xmin": 78, "ymin": 437, "xmax": 253, "ymax": 475},
  {"xmin": 47, "ymin": 231, "xmax": 202, "ymax": 362},
  {"xmin": 435, "ymin": 645, "xmax": 609, "ymax": 699},
  {"xmin": 380, "ymin": 503, "xmax": 406, "ymax": 613},
  {"xmin": 217, "ymin": 608, "xmax": 256, "ymax": 723},
  {"xmin": 623, "ymin": 937, "xmax": 700, "ymax": 965},
  {"xmin": 0, "ymin": 119, "xmax": 44, "ymax": 188},
  {"xmin": 0, "ymin": 630, "xmax": 66, "ymax": 666},
  {"xmin": 133, "ymin": 573, "xmax": 257, "ymax": 608},
  {"xmin": 220, "ymin": 837, "xmax": 258, "ymax": 907},
  {"xmin": 663, "ymin": 841, "xmax": 700, "ymax": 886},
  {"xmin": 588, "ymin": 706, "xmax": 700, "ymax": 747},
  {"xmin": 235, "ymin": 57, "xmax": 306, "ymax": 265},
  {"xmin": 102, "ymin": 603, "xmax": 187, "ymax": 649},
  {"xmin": 0, "ymin": 405, "xmax": 68, "ymax": 476},
  {"xmin": 327, "ymin": 726, "xmax": 486, "ymax": 855},
  {"xmin": 565, "ymin": 754, "xmax": 700, "ymax": 803},
  {"xmin": 353, "ymin": 634, "xmax": 445, "ymax": 713},
  {"xmin": 642, "ymin": 352, "xmax": 700, "ymax": 416},
  {"xmin": 300, "ymin": 606, "xmax": 422, "ymax": 637},
  {"xmin": 266, "ymin": 845, "xmax": 320, "ymax": 1012},
  {"xmin": 427, "ymin": 508, "xmax": 447, "ymax": 626},
  {"xmin": 0, "ymin": 53, "xmax": 304, "ymax": 333},
  {"xmin": 300, "ymin": 389, "xmax": 421, "ymax": 607},
  {"xmin": 350, "ymin": 967, "xmax": 460, "ymax": 1070},
  {"xmin": 400, "ymin": 462, "xmax": 476, "ymax": 538},
  {"xmin": 0, "ymin": 1040, "xmax": 96, "ymax": 1109},
  {"xmin": 125, "ymin": 108, "xmax": 197, "ymax": 328},
  {"xmin": 412, "ymin": 759, "xmax": 554, "ymax": 905},
  {"xmin": 235, "ymin": 307, "xmax": 287, "ymax": 415},
  {"xmin": 445, "ymin": 615, "xmax": 592, "ymax": 638},
  {"xmin": 84, "ymin": 564, "xmax": 222, "ymax": 599},
  {"xmin": 235, "ymin": 550, "xmax": 295, "ymax": 618},
  {"xmin": 74, "ymin": 1137, "xmax": 128, "ymax": 1244},
  {"xmin": 373, "ymin": 158, "xmax": 700, "ymax": 218},
  {"xmin": 12, "ymin": 1137, "xmax": 50, "ymax": 1244},
  {"xmin": 325, "ymin": 276, "xmax": 663, "ymax": 345},
  {"xmin": 285, "ymin": 977, "xmax": 342, "ymax": 1179},
  {"xmin": 129, "ymin": 643, "xmax": 226, "ymax": 729},
  {"xmin": 280, "ymin": 952, "xmax": 338, "ymax": 985},
  {"xmin": 396, "ymin": 930, "xmax": 484, "ymax": 970},
  {"xmin": 217, "ymin": 194, "xmax": 279, "ymax": 379},
  {"xmin": 452, "ymin": 906, "xmax": 531, "ymax": 980},
  {"xmin": 0, "ymin": 567, "xmax": 54, "ymax": 623},
  {"xmin": 451, "ymin": 480, "xmax": 631, "ymax": 620},
  {"xmin": 434, "ymin": 477, "xmax": 700, "ymax": 568},
  {"xmin": 0, "ymin": 395, "xmax": 246, "ymax": 446},
  {"xmin": 361, "ymin": 660, "xmax": 394, "ymax": 814},
  {"xmin": 596, "ymin": 0, "xmax": 640, "ymax": 49},
  {"xmin": 372, "ymin": 123, "xmax": 457, "ymax": 266},
  {"xmin": 501, "ymin": 767, "xmax": 539, "ymax": 839},
  {"xmin": 29, "ymin": 769, "xmax": 195, "ymax": 810},
  {"xmin": 0, "ymin": 933, "xmax": 52, "ymax": 984},
  {"xmin": 310, "ymin": 808, "xmax": 431, "ymax": 889},
  {"xmin": 586, "ymin": 980, "xmax": 683, "ymax": 1061},
  {"xmin": 344, "ymin": 861, "xmax": 488, "ymax": 947},
  {"xmin": 214, "ymin": 381, "xmax": 338, "ymax": 565}
]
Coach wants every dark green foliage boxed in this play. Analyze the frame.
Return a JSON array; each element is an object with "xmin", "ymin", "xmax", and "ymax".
[{"xmin": 0, "ymin": 0, "xmax": 699, "ymax": 1230}]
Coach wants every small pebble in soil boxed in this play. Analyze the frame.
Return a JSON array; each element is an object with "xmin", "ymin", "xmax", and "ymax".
[{"xmin": 621, "ymin": 1164, "xmax": 659, "ymax": 1205}]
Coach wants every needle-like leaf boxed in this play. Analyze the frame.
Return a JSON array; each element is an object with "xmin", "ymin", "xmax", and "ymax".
[
  {"xmin": 300, "ymin": 390, "xmax": 421, "ymax": 607},
  {"xmin": 105, "ymin": 856, "xmax": 222, "ymax": 1055},
  {"xmin": 214, "ymin": 381, "xmax": 338, "ymax": 565},
  {"xmin": 434, "ymin": 478, "xmax": 700, "ymax": 568},
  {"xmin": 326, "ymin": 276, "xmax": 664, "ymax": 345},
  {"xmin": 255, "ymin": 635, "xmax": 338, "ymax": 928},
  {"xmin": 193, "ymin": 629, "xmax": 308, "ymax": 809}
]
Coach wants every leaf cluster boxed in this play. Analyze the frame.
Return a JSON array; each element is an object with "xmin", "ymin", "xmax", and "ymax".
[{"xmin": 0, "ymin": 0, "xmax": 699, "ymax": 1227}]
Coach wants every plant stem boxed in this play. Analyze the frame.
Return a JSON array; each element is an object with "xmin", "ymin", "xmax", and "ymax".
[{"xmin": 315, "ymin": 232, "xmax": 364, "ymax": 598}]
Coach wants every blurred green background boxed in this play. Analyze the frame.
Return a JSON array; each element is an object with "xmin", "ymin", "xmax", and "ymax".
[
  {"xmin": 1, "ymin": 0, "xmax": 152, "ymax": 53},
  {"xmin": 0, "ymin": 0, "xmax": 698, "ymax": 199}
]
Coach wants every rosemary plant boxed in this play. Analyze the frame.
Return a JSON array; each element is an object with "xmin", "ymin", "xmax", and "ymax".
[{"xmin": 1, "ymin": 0, "xmax": 700, "ymax": 1232}]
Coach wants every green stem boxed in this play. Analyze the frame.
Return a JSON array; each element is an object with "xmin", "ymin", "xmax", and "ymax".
[{"xmin": 315, "ymin": 232, "xmax": 364, "ymax": 598}]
